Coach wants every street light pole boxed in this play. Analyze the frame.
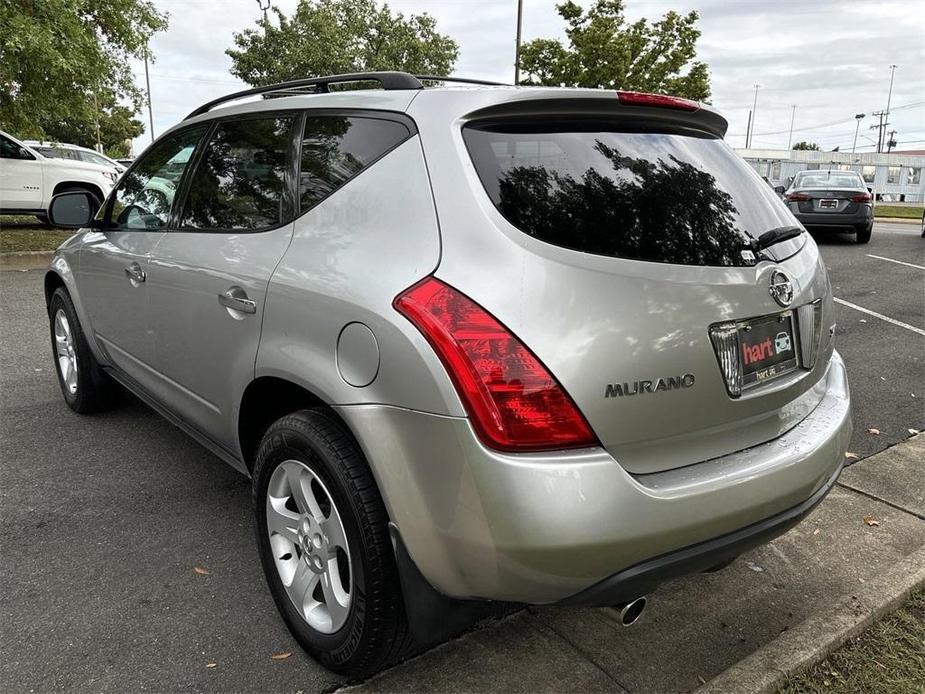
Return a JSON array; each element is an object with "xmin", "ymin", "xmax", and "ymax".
[
  {"xmin": 787, "ymin": 104, "xmax": 796, "ymax": 150},
  {"xmin": 852, "ymin": 113, "xmax": 865, "ymax": 153},
  {"xmin": 747, "ymin": 84, "xmax": 760, "ymax": 148},
  {"xmin": 144, "ymin": 44, "xmax": 154, "ymax": 143},
  {"xmin": 514, "ymin": 0, "xmax": 523, "ymax": 85},
  {"xmin": 882, "ymin": 64, "xmax": 897, "ymax": 151}
]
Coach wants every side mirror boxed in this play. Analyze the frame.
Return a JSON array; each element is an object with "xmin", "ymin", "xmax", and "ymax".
[
  {"xmin": 774, "ymin": 186, "xmax": 785, "ymax": 195},
  {"xmin": 48, "ymin": 191, "xmax": 100, "ymax": 228}
]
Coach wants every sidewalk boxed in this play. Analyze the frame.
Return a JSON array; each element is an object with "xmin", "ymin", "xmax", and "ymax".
[{"xmin": 343, "ymin": 435, "xmax": 925, "ymax": 693}]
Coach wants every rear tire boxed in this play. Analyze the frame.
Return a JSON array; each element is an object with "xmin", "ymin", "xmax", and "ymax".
[
  {"xmin": 855, "ymin": 224, "xmax": 872, "ymax": 244},
  {"xmin": 48, "ymin": 287, "xmax": 120, "ymax": 413},
  {"xmin": 253, "ymin": 409, "xmax": 413, "ymax": 677}
]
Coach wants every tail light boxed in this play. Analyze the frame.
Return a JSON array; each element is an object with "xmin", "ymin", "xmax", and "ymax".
[
  {"xmin": 850, "ymin": 192, "xmax": 872, "ymax": 203},
  {"xmin": 616, "ymin": 90, "xmax": 698, "ymax": 112},
  {"xmin": 786, "ymin": 192, "xmax": 810, "ymax": 202},
  {"xmin": 394, "ymin": 277, "xmax": 598, "ymax": 452}
]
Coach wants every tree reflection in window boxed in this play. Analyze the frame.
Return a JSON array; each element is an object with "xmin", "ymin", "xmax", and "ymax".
[
  {"xmin": 299, "ymin": 116, "xmax": 410, "ymax": 210},
  {"xmin": 181, "ymin": 117, "xmax": 294, "ymax": 231}
]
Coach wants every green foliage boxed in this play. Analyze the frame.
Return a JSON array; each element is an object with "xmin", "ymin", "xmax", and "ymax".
[
  {"xmin": 0, "ymin": 0, "xmax": 167, "ymax": 147},
  {"xmin": 227, "ymin": 0, "xmax": 458, "ymax": 87},
  {"xmin": 792, "ymin": 141, "xmax": 821, "ymax": 151},
  {"xmin": 518, "ymin": 0, "xmax": 710, "ymax": 101}
]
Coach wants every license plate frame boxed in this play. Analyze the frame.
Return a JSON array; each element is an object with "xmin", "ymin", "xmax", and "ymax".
[
  {"xmin": 737, "ymin": 311, "xmax": 800, "ymax": 388},
  {"xmin": 819, "ymin": 199, "xmax": 838, "ymax": 210}
]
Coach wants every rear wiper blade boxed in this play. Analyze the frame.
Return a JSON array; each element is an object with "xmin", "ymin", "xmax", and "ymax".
[{"xmin": 755, "ymin": 225, "xmax": 804, "ymax": 251}]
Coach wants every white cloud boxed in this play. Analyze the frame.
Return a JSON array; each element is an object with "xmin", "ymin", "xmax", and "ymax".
[{"xmin": 130, "ymin": 0, "xmax": 925, "ymax": 154}]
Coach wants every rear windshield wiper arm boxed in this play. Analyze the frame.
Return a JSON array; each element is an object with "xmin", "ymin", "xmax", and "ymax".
[{"xmin": 754, "ymin": 225, "xmax": 804, "ymax": 252}]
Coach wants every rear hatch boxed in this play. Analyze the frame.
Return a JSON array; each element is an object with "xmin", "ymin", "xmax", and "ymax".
[{"xmin": 454, "ymin": 101, "xmax": 834, "ymax": 474}]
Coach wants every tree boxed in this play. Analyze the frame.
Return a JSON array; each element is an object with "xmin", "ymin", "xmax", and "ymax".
[
  {"xmin": 226, "ymin": 0, "xmax": 458, "ymax": 87},
  {"xmin": 792, "ymin": 141, "xmax": 820, "ymax": 151},
  {"xmin": 0, "ymin": 0, "xmax": 167, "ymax": 147},
  {"xmin": 518, "ymin": 0, "xmax": 710, "ymax": 101}
]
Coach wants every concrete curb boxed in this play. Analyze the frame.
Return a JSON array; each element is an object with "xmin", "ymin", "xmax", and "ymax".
[
  {"xmin": 874, "ymin": 216, "xmax": 922, "ymax": 225},
  {"xmin": 0, "ymin": 250, "xmax": 53, "ymax": 270},
  {"xmin": 698, "ymin": 542, "xmax": 925, "ymax": 694}
]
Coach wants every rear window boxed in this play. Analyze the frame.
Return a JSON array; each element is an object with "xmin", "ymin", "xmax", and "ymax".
[
  {"xmin": 792, "ymin": 170, "xmax": 865, "ymax": 190},
  {"xmin": 464, "ymin": 122, "xmax": 801, "ymax": 267}
]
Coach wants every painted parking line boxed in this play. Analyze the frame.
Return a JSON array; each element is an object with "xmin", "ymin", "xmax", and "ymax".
[
  {"xmin": 834, "ymin": 297, "xmax": 925, "ymax": 337},
  {"xmin": 866, "ymin": 253, "xmax": 925, "ymax": 271}
]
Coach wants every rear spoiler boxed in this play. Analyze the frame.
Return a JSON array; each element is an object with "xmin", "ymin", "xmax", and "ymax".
[{"xmin": 461, "ymin": 95, "xmax": 728, "ymax": 139}]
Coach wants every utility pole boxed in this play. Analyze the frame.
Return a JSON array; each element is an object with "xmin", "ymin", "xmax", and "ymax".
[
  {"xmin": 92, "ymin": 91, "xmax": 102, "ymax": 153},
  {"xmin": 787, "ymin": 104, "xmax": 797, "ymax": 150},
  {"xmin": 886, "ymin": 130, "xmax": 897, "ymax": 153},
  {"xmin": 514, "ymin": 0, "xmax": 523, "ymax": 85},
  {"xmin": 870, "ymin": 110, "xmax": 888, "ymax": 153},
  {"xmin": 851, "ymin": 113, "xmax": 865, "ymax": 153},
  {"xmin": 144, "ymin": 44, "xmax": 154, "ymax": 142},
  {"xmin": 746, "ymin": 84, "xmax": 760, "ymax": 148}
]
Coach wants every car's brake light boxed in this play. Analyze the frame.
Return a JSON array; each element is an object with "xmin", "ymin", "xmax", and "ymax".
[
  {"xmin": 786, "ymin": 192, "xmax": 810, "ymax": 202},
  {"xmin": 616, "ymin": 90, "xmax": 698, "ymax": 111},
  {"xmin": 394, "ymin": 277, "xmax": 598, "ymax": 452},
  {"xmin": 850, "ymin": 192, "xmax": 872, "ymax": 203}
]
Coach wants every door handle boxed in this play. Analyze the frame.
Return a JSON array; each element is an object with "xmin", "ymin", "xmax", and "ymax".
[
  {"xmin": 218, "ymin": 287, "xmax": 257, "ymax": 315},
  {"xmin": 124, "ymin": 262, "xmax": 146, "ymax": 284}
]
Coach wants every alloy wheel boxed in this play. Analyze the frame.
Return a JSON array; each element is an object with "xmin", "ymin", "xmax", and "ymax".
[
  {"xmin": 266, "ymin": 460, "xmax": 353, "ymax": 634},
  {"xmin": 54, "ymin": 309, "xmax": 78, "ymax": 394}
]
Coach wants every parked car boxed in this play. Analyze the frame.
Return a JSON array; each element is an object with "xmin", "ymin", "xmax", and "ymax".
[
  {"xmin": 0, "ymin": 130, "xmax": 117, "ymax": 222},
  {"xmin": 116, "ymin": 157, "xmax": 135, "ymax": 168},
  {"xmin": 783, "ymin": 169, "xmax": 874, "ymax": 243},
  {"xmin": 42, "ymin": 73, "xmax": 851, "ymax": 677},
  {"xmin": 25, "ymin": 140, "xmax": 126, "ymax": 174}
]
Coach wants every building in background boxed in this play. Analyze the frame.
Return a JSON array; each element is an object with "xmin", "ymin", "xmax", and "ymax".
[{"xmin": 736, "ymin": 148, "xmax": 925, "ymax": 203}]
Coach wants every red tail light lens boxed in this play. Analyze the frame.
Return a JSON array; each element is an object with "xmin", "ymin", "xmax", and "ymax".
[
  {"xmin": 850, "ymin": 192, "xmax": 872, "ymax": 203},
  {"xmin": 616, "ymin": 90, "xmax": 698, "ymax": 111},
  {"xmin": 394, "ymin": 277, "xmax": 598, "ymax": 452},
  {"xmin": 786, "ymin": 192, "xmax": 810, "ymax": 202}
]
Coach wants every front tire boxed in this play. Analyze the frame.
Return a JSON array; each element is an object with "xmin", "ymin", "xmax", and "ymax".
[
  {"xmin": 48, "ymin": 287, "xmax": 120, "ymax": 413},
  {"xmin": 253, "ymin": 409, "xmax": 413, "ymax": 677}
]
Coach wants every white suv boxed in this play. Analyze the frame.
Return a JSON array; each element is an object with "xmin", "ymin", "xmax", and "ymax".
[
  {"xmin": 0, "ymin": 130, "xmax": 117, "ymax": 222},
  {"xmin": 25, "ymin": 140, "xmax": 126, "ymax": 174}
]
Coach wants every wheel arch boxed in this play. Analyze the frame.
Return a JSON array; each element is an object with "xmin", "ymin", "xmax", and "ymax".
[
  {"xmin": 238, "ymin": 376, "xmax": 346, "ymax": 473},
  {"xmin": 44, "ymin": 269, "xmax": 67, "ymax": 307},
  {"xmin": 53, "ymin": 180, "xmax": 104, "ymax": 203}
]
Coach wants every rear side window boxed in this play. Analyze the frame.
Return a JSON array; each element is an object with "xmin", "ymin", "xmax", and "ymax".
[
  {"xmin": 299, "ymin": 116, "xmax": 410, "ymax": 210},
  {"xmin": 464, "ymin": 122, "xmax": 801, "ymax": 267},
  {"xmin": 180, "ymin": 116, "xmax": 295, "ymax": 231}
]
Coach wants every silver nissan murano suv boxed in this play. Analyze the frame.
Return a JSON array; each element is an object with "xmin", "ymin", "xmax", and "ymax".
[{"xmin": 44, "ymin": 72, "xmax": 851, "ymax": 677}]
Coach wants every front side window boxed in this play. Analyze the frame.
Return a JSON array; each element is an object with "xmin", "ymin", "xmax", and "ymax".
[
  {"xmin": 464, "ymin": 122, "xmax": 801, "ymax": 267},
  {"xmin": 180, "ymin": 116, "xmax": 294, "ymax": 231},
  {"xmin": 109, "ymin": 127, "xmax": 206, "ymax": 230},
  {"xmin": 1, "ymin": 135, "xmax": 34, "ymax": 160},
  {"xmin": 299, "ymin": 116, "xmax": 410, "ymax": 210}
]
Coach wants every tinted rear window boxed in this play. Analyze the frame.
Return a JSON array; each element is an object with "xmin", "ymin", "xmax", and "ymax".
[
  {"xmin": 464, "ymin": 122, "xmax": 801, "ymax": 267},
  {"xmin": 792, "ymin": 171, "xmax": 865, "ymax": 190}
]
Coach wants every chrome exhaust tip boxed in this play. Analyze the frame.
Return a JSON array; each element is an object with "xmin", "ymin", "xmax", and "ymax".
[{"xmin": 616, "ymin": 597, "xmax": 647, "ymax": 626}]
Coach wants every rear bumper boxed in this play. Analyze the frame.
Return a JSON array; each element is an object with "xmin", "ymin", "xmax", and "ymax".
[
  {"xmin": 337, "ymin": 351, "xmax": 851, "ymax": 604},
  {"xmin": 793, "ymin": 208, "xmax": 873, "ymax": 229}
]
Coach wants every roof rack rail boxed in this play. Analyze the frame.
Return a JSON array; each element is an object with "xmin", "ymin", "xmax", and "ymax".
[
  {"xmin": 415, "ymin": 75, "xmax": 508, "ymax": 86},
  {"xmin": 185, "ymin": 71, "xmax": 425, "ymax": 120}
]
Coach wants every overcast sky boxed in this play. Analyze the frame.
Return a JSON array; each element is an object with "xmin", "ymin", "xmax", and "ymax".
[{"xmin": 130, "ymin": 0, "xmax": 925, "ymax": 155}]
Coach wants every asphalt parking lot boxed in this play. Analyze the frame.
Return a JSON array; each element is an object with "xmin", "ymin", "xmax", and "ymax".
[{"xmin": 1, "ymin": 221, "xmax": 922, "ymax": 692}]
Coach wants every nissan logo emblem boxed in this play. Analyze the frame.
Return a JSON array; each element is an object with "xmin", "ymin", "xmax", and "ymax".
[{"xmin": 769, "ymin": 270, "xmax": 794, "ymax": 307}]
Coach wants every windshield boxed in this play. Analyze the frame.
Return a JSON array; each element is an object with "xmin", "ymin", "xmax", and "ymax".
[
  {"xmin": 464, "ymin": 122, "xmax": 802, "ymax": 267},
  {"xmin": 791, "ymin": 170, "xmax": 865, "ymax": 190}
]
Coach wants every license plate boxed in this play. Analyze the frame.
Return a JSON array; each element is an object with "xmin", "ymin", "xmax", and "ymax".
[
  {"xmin": 819, "ymin": 199, "xmax": 838, "ymax": 209},
  {"xmin": 738, "ymin": 312, "xmax": 799, "ymax": 387}
]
